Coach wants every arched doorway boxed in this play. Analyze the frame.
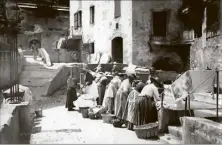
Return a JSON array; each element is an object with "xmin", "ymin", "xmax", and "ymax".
[{"xmin": 111, "ymin": 37, "xmax": 123, "ymax": 63}]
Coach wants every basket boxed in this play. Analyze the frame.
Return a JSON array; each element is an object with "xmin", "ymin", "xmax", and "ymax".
[
  {"xmin": 101, "ymin": 114, "xmax": 116, "ymax": 124},
  {"xmin": 134, "ymin": 122, "xmax": 159, "ymax": 139},
  {"xmin": 80, "ymin": 107, "xmax": 89, "ymax": 118}
]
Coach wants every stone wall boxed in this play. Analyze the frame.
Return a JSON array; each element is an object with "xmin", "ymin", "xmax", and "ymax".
[
  {"xmin": 0, "ymin": 102, "xmax": 33, "ymax": 144},
  {"xmin": 18, "ymin": 8, "xmax": 69, "ymax": 62},
  {"xmin": 191, "ymin": 36, "xmax": 222, "ymax": 70},
  {"xmin": 182, "ymin": 117, "xmax": 222, "ymax": 144},
  {"xmin": 132, "ymin": 0, "xmax": 183, "ymax": 67},
  {"xmin": 70, "ymin": 0, "xmax": 133, "ymax": 64}
]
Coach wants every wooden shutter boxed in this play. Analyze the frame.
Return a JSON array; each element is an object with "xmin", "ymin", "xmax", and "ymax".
[
  {"xmin": 74, "ymin": 13, "xmax": 78, "ymax": 29},
  {"xmin": 82, "ymin": 43, "xmax": 90, "ymax": 54},
  {"xmin": 89, "ymin": 42, "xmax": 94, "ymax": 54},
  {"xmin": 114, "ymin": 0, "xmax": 121, "ymax": 18},
  {"xmin": 90, "ymin": 6, "xmax": 95, "ymax": 24},
  {"xmin": 78, "ymin": 11, "xmax": 82, "ymax": 27}
]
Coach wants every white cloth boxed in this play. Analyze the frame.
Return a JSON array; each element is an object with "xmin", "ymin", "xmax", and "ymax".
[
  {"xmin": 102, "ymin": 76, "xmax": 121, "ymax": 107},
  {"xmin": 84, "ymin": 81, "xmax": 99, "ymax": 99},
  {"xmin": 74, "ymin": 81, "xmax": 99, "ymax": 108}
]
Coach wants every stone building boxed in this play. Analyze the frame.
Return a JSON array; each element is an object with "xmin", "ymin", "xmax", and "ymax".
[
  {"xmin": 69, "ymin": 0, "xmax": 221, "ymax": 72},
  {"xmin": 17, "ymin": 0, "xmax": 70, "ymax": 63}
]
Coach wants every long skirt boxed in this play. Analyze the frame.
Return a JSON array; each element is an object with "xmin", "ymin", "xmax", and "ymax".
[
  {"xmin": 97, "ymin": 85, "xmax": 106, "ymax": 105},
  {"xmin": 115, "ymin": 89, "xmax": 128, "ymax": 119},
  {"xmin": 66, "ymin": 87, "xmax": 77, "ymax": 109},
  {"xmin": 136, "ymin": 96, "xmax": 157, "ymax": 125},
  {"xmin": 122, "ymin": 91, "xmax": 139, "ymax": 125}
]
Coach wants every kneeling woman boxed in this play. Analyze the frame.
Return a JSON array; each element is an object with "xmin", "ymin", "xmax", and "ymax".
[
  {"xmin": 136, "ymin": 77, "xmax": 163, "ymax": 125},
  {"xmin": 74, "ymin": 72, "xmax": 99, "ymax": 109}
]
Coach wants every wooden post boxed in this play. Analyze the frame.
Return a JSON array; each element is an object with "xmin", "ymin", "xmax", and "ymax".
[{"xmin": 216, "ymin": 69, "xmax": 219, "ymax": 118}]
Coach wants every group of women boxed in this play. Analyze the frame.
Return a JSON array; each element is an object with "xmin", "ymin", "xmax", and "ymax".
[{"xmin": 65, "ymin": 65, "xmax": 164, "ymax": 130}]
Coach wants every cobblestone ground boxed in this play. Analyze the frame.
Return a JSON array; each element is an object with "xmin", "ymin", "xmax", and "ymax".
[{"xmin": 29, "ymin": 88, "xmax": 164, "ymax": 144}]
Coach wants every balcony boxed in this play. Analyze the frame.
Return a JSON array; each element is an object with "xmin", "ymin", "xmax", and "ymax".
[{"xmin": 150, "ymin": 30, "xmax": 195, "ymax": 45}]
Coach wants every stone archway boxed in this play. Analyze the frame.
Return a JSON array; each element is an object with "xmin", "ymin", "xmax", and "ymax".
[{"xmin": 111, "ymin": 37, "xmax": 123, "ymax": 63}]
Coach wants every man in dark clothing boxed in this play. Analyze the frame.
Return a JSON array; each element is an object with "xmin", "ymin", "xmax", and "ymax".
[{"xmin": 66, "ymin": 76, "xmax": 78, "ymax": 111}]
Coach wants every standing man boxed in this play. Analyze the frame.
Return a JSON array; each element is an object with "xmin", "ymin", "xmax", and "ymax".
[
  {"xmin": 66, "ymin": 74, "xmax": 78, "ymax": 111},
  {"xmin": 31, "ymin": 41, "xmax": 38, "ymax": 60}
]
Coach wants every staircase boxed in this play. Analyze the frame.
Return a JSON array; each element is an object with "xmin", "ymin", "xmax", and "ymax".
[
  {"xmin": 19, "ymin": 55, "xmax": 66, "ymax": 100},
  {"xmin": 159, "ymin": 118, "xmax": 183, "ymax": 144}
]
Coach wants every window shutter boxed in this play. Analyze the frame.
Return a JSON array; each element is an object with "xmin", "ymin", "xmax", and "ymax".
[
  {"xmin": 90, "ymin": 6, "xmax": 95, "ymax": 24},
  {"xmin": 89, "ymin": 43, "xmax": 94, "ymax": 54},
  {"xmin": 82, "ymin": 43, "xmax": 90, "ymax": 54},
  {"xmin": 74, "ymin": 13, "xmax": 78, "ymax": 29},
  {"xmin": 78, "ymin": 11, "xmax": 82, "ymax": 27},
  {"xmin": 114, "ymin": 0, "xmax": 121, "ymax": 18}
]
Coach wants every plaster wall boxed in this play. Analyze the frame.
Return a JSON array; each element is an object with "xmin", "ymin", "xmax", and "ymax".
[{"xmin": 70, "ymin": 0, "xmax": 133, "ymax": 64}]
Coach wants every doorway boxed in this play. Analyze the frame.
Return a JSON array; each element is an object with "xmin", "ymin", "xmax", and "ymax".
[{"xmin": 111, "ymin": 37, "xmax": 123, "ymax": 63}]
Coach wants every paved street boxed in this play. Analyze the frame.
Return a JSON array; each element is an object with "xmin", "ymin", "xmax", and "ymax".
[{"xmin": 30, "ymin": 106, "xmax": 164, "ymax": 144}]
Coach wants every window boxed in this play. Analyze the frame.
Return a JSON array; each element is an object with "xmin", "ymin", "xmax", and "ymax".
[
  {"xmin": 206, "ymin": 0, "xmax": 220, "ymax": 38},
  {"xmin": 89, "ymin": 42, "xmax": 95, "ymax": 54},
  {"xmin": 74, "ymin": 10, "xmax": 82, "ymax": 29},
  {"xmin": 152, "ymin": 11, "xmax": 167, "ymax": 37},
  {"xmin": 74, "ymin": 13, "xmax": 78, "ymax": 29},
  {"xmin": 90, "ymin": 6, "xmax": 95, "ymax": 24},
  {"xmin": 78, "ymin": 10, "xmax": 82, "ymax": 27},
  {"xmin": 114, "ymin": 0, "xmax": 121, "ymax": 18}
]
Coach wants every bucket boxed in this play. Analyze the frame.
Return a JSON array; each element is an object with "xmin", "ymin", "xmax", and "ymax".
[
  {"xmin": 80, "ymin": 107, "xmax": 89, "ymax": 118},
  {"xmin": 35, "ymin": 109, "xmax": 43, "ymax": 118}
]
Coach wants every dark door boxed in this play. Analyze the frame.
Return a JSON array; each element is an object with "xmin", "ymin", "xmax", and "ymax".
[{"xmin": 111, "ymin": 37, "xmax": 123, "ymax": 63}]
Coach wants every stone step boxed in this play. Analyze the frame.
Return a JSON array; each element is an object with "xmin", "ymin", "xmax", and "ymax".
[
  {"xmin": 20, "ymin": 70, "xmax": 55, "ymax": 79},
  {"xmin": 159, "ymin": 134, "xmax": 182, "ymax": 144},
  {"xmin": 19, "ymin": 78, "xmax": 50, "ymax": 87},
  {"xmin": 168, "ymin": 126, "xmax": 182, "ymax": 141},
  {"xmin": 23, "ymin": 65, "xmax": 57, "ymax": 71},
  {"xmin": 194, "ymin": 109, "xmax": 222, "ymax": 118}
]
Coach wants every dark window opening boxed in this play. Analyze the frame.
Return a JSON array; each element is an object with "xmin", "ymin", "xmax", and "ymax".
[
  {"xmin": 90, "ymin": 6, "xmax": 95, "ymax": 24},
  {"xmin": 74, "ymin": 11, "xmax": 82, "ymax": 29},
  {"xmin": 90, "ymin": 42, "xmax": 95, "ymax": 54},
  {"xmin": 152, "ymin": 11, "xmax": 167, "ymax": 37},
  {"xmin": 194, "ymin": 26, "xmax": 202, "ymax": 38},
  {"xmin": 78, "ymin": 11, "xmax": 82, "ymax": 27},
  {"xmin": 116, "ymin": 23, "xmax": 119, "ymax": 29},
  {"xmin": 114, "ymin": 0, "xmax": 121, "ymax": 18},
  {"xmin": 206, "ymin": 0, "xmax": 220, "ymax": 38}
]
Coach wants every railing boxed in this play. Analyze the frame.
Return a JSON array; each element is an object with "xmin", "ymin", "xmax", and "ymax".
[
  {"xmin": 207, "ymin": 30, "xmax": 220, "ymax": 39},
  {"xmin": 160, "ymin": 69, "xmax": 221, "ymax": 120},
  {"xmin": 0, "ymin": 35, "xmax": 22, "ymax": 103},
  {"xmin": 184, "ymin": 69, "xmax": 221, "ymax": 119},
  {"xmin": 150, "ymin": 29, "xmax": 195, "ymax": 44}
]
